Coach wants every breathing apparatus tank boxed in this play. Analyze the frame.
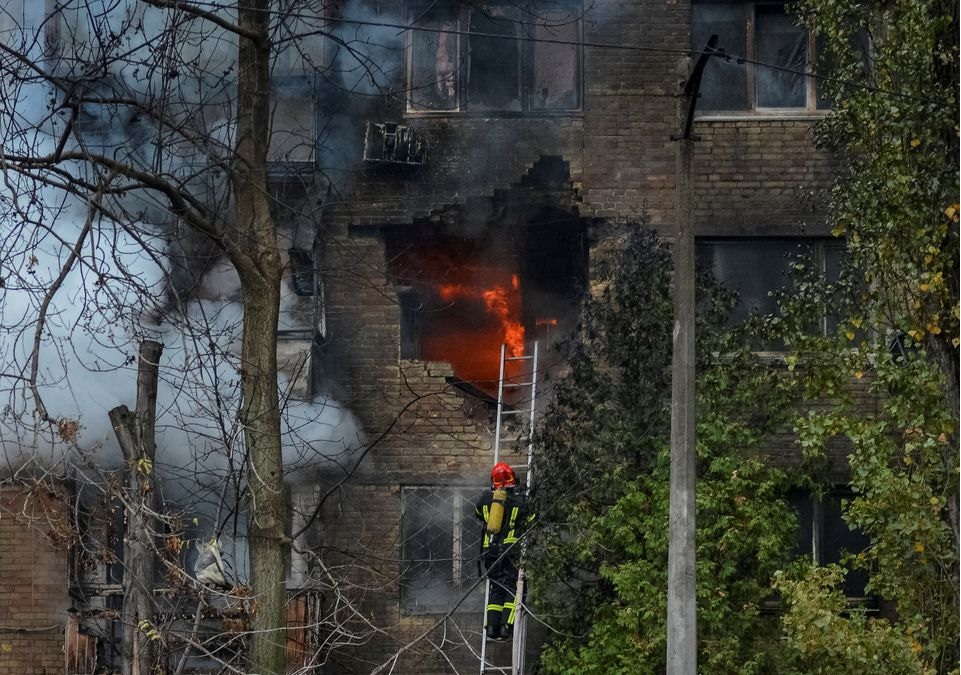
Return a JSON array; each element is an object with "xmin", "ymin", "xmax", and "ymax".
[{"xmin": 486, "ymin": 488, "xmax": 508, "ymax": 535}]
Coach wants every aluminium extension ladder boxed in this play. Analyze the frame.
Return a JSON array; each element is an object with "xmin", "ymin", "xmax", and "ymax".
[{"xmin": 479, "ymin": 341, "xmax": 539, "ymax": 675}]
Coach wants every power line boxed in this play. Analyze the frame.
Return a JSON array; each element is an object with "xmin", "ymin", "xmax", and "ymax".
[{"xmin": 311, "ymin": 13, "xmax": 953, "ymax": 109}]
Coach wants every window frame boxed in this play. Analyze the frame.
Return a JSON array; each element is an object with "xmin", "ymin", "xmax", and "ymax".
[
  {"xmin": 695, "ymin": 236, "xmax": 849, "ymax": 350},
  {"xmin": 405, "ymin": 1, "xmax": 583, "ymax": 116},
  {"xmin": 400, "ymin": 485, "xmax": 486, "ymax": 614},
  {"xmin": 788, "ymin": 487, "xmax": 873, "ymax": 602},
  {"xmin": 267, "ymin": 75, "xmax": 319, "ymax": 168},
  {"xmin": 692, "ymin": 1, "xmax": 827, "ymax": 117}
]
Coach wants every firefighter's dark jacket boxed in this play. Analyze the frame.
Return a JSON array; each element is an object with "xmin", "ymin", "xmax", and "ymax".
[{"xmin": 474, "ymin": 487, "xmax": 533, "ymax": 554}]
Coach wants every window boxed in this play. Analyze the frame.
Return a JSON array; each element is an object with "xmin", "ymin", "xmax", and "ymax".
[
  {"xmin": 692, "ymin": 2, "xmax": 827, "ymax": 113},
  {"xmin": 407, "ymin": 1, "xmax": 581, "ymax": 113},
  {"xmin": 401, "ymin": 486, "xmax": 485, "ymax": 613},
  {"xmin": 788, "ymin": 488, "xmax": 871, "ymax": 599},
  {"xmin": 269, "ymin": 77, "xmax": 317, "ymax": 164},
  {"xmin": 287, "ymin": 248, "xmax": 316, "ymax": 296},
  {"xmin": 696, "ymin": 237, "xmax": 847, "ymax": 335}
]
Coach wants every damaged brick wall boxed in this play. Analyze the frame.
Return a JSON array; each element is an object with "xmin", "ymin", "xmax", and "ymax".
[
  {"xmin": 283, "ymin": 1, "xmax": 842, "ymax": 672},
  {"xmin": 0, "ymin": 486, "xmax": 70, "ymax": 675}
]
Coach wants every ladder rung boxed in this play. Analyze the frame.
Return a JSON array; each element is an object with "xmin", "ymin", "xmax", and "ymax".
[
  {"xmin": 503, "ymin": 381, "xmax": 534, "ymax": 387},
  {"xmin": 499, "ymin": 410, "xmax": 528, "ymax": 417},
  {"xmin": 504, "ymin": 354, "xmax": 534, "ymax": 362}
]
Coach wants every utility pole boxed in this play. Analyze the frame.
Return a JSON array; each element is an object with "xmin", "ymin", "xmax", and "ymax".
[{"xmin": 667, "ymin": 36, "xmax": 716, "ymax": 675}]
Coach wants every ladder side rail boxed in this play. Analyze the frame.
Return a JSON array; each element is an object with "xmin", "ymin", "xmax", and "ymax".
[
  {"xmin": 484, "ymin": 343, "xmax": 509, "ymax": 674},
  {"xmin": 493, "ymin": 342, "xmax": 508, "ymax": 463},
  {"xmin": 479, "ymin": 577, "xmax": 491, "ymax": 674},
  {"xmin": 512, "ymin": 570, "xmax": 527, "ymax": 675},
  {"xmin": 512, "ymin": 340, "xmax": 538, "ymax": 675},
  {"xmin": 525, "ymin": 341, "xmax": 539, "ymax": 487}
]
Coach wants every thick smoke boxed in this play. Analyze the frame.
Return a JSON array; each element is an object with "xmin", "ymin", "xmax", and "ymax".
[{"xmin": 0, "ymin": 0, "xmax": 365, "ymax": 577}]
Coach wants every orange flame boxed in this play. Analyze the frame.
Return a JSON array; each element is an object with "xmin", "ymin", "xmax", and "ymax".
[{"xmin": 389, "ymin": 245, "xmax": 527, "ymax": 392}]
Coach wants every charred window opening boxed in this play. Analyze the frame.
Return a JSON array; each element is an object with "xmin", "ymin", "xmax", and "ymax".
[
  {"xmin": 467, "ymin": 7, "xmax": 521, "ymax": 110},
  {"xmin": 387, "ymin": 209, "xmax": 586, "ymax": 394},
  {"xmin": 288, "ymin": 248, "xmax": 316, "ymax": 296},
  {"xmin": 692, "ymin": 2, "xmax": 829, "ymax": 112},
  {"xmin": 401, "ymin": 486, "xmax": 484, "ymax": 614},
  {"xmin": 408, "ymin": 1, "xmax": 581, "ymax": 113}
]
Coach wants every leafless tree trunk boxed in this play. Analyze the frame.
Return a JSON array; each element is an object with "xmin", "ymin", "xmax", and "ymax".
[
  {"xmin": 232, "ymin": 2, "xmax": 287, "ymax": 672},
  {"xmin": 110, "ymin": 340, "xmax": 164, "ymax": 675}
]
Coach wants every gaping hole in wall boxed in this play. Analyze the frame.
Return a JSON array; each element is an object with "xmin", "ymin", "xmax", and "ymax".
[{"xmin": 386, "ymin": 204, "xmax": 586, "ymax": 396}]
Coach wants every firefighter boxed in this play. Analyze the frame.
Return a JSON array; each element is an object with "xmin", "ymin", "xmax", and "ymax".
[{"xmin": 475, "ymin": 461, "xmax": 531, "ymax": 642}]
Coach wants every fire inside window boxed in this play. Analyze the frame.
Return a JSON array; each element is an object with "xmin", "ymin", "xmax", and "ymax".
[
  {"xmin": 388, "ymin": 210, "xmax": 587, "ymax": 394},
  {"xmin": 407, "ymin": 1, "xmax": 582, "ymax": 113}
]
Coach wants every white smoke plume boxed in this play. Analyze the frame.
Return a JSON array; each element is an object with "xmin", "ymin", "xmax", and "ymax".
[{"xmin": 0, "ymin": 0, "xmax": 365, "ymax": 568}]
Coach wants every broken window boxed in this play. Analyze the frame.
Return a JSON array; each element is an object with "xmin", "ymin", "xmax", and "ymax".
[
  {"xmin": 407, "ymin": 1, "xmax": 581, "ymax": 113},
  {"xmin": 400, "ymin": 486, "xmax": 484, "ymax": 613},
  {"xmin": 287, "ymin": 248, "xmax": 316, "ymax": 296},
  {"xmin": 692, "ymin": 2, "xmax": 823, "ymax": 112},
  {"xmin": 467, "ymin": 7, "xmax": 521, "ymax": 110}
]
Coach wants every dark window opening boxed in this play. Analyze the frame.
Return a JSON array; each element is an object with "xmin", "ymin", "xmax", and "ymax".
[
  {"xmin": 468, "ymin": 7, "xmax": 521, "ymax": 110},
  {"xmin": 697, "ymin": 238, "xmax": 807, "ymax": 325},
  {"xmin": 696, "ymin": 237, "xmax": 850, "ymax": 342},
  {"xmin": 288, "ymin": 248, "xmax": 316, "ymax": 296},
  {"xmin": 755, "ymin": 5, "xmax": 806, "ymax": 107}
]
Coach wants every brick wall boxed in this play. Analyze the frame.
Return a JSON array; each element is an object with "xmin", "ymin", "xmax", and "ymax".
[
  {"xmin": 694, "ymin": 119, "xmax": 840, "ymax": 236},
  {"xmin": 0, "ymin": 486, "xmax": 69, "ymax": 675},
  {"xmin": 289, "ymin": 1, "xmax": 845, "ymax": 672}
]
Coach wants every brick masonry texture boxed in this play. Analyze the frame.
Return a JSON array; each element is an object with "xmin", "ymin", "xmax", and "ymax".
[
  {"xmin": 304, "ymin": 2, "xmax": 850, "ymax": 672},
  {"xmin": 1, "ymin": 1, "xmax": 861, "ymax": 673},
  {"xmin": 0, "ymin": 488, "xmax": 69, "ymax": 675}
]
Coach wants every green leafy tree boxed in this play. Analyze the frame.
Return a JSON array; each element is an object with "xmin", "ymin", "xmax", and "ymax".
[
  {"xmin": 764, "ymin": 0, "xmax": 960, "ymax": 671},
  {"xmin": 527, "ymin": 228, "xmax": 800, "ymax": 674}
]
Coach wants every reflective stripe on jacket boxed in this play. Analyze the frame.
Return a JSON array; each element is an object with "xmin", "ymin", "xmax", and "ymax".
[{"xmin": 475, "ymin": 488, "xmax": 530, "ymax": 551}]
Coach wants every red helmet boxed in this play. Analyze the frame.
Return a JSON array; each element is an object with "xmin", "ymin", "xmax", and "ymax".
[{"xmin": 490, "ymin": 462, "xmax": 517, "ymax": 489}]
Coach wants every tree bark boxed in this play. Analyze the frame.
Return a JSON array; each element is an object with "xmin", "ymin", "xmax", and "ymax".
[
  {"xmin": 110, "ymin": 340, "xmax": 164, "ymax": 675},
  {"xmin": 234, "ymin": 1, "xmax": 287, "ymax": 673}
]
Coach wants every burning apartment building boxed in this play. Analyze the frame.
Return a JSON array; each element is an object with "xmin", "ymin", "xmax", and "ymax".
[{"xmin": 0, "ymin": 0, "xmax": 857, "ymax": 673}]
